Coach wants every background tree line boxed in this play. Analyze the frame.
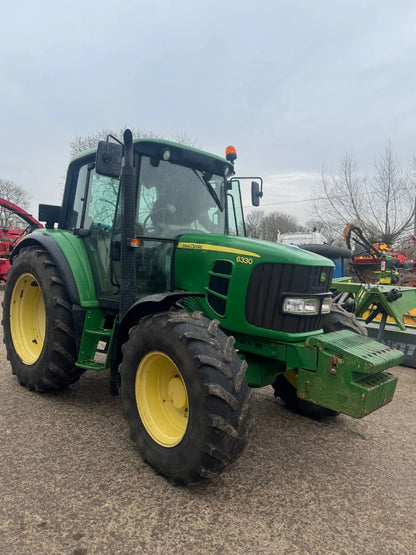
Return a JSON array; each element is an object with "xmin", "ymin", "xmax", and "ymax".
[
  {"xmin": 311, "ymin": 144, "xmax": 416, "ymax": 246},
  {"xmin": 69, "ymin": 126, "xmax": 199, "ymax": 157},
  {"xmin": 247, "ymin": 143, "xmax": 416, "ymax": 250},
  {"xmin": 245, "ymin": 210, "xmax": 304, "ymax": 241},
  {"xmin": 1, "ymin": 131, "xmax": 416, "ymax": 253}
]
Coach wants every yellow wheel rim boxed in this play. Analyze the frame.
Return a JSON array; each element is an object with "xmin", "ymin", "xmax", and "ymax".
[
  {"xmin": 284, "ymin": 369, "xmax": 298, "ymax": 388},
  {"xmin": 135, "ymin": 351, "xmax": 189, "ymax": 447},
  {"xmin": 10, "ymin": 273, "xmax": 46, "ymax": 364}
]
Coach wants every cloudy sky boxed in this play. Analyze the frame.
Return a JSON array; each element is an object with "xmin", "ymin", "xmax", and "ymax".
[{"xmin": 1, "ymin": 0, "xmax": 416, "ymax": 223}]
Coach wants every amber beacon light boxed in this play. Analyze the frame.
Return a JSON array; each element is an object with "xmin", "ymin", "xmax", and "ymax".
[{"xmin": 225, "ymin": 145, "xmax": 237, "ymax": 163}]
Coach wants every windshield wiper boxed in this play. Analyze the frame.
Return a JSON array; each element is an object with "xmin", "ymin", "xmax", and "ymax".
[{"xmin": 192, "ymin": 170, "xmax": 223, "ymax": 211}]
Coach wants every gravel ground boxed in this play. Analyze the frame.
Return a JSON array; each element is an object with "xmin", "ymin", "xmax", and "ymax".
[{"xmin": 1, "ymin": 286, "xmax": 415, "ymax": 555}]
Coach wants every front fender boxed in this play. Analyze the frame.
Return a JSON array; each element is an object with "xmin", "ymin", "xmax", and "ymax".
[{"xmin": 119, "ymin": 291, "xmax": 204, "ymax": 339}]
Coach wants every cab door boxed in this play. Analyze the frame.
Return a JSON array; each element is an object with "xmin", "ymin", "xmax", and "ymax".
[{"xmin": 68, "ymin": 160, "xmax": 121, "ymax": 303}]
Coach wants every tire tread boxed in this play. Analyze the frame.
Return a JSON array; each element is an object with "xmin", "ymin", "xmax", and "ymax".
[
  {"xmin": 119, "ymin": 310, "xmax": 251, "ymax": 484},
  {"xmin": 2, "ymin": 246, "xmax": 82, "ymax": 392}
]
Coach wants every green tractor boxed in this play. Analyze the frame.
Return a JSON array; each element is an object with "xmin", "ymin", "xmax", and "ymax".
[{"xmin": 2, "ymin": 131, "xmax": 402, "ymax": 485}]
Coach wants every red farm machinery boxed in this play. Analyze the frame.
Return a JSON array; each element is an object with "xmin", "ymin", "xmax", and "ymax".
[{"xmin": 0, "ymin": 199, "xmax": 43, "ymax": 282}]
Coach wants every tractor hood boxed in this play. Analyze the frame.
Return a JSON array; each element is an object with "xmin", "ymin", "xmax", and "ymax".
[
  {"xmin": 174, "ymin": 232, "xmax": 334, "ymax": 342},
  {"xmin": 175, "ymin": 233, "xmax": 335, "ymax": 268}
]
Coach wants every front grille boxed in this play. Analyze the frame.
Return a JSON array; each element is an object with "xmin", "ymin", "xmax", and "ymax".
[{"xmin": 245, "ymin": 263, "xmax": 333, "ymax": 333}]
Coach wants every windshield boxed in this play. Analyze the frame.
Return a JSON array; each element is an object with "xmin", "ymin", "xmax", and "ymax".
[{"xmin": 136, "ymin": 156, "xmax": 226, "ymax": 239}]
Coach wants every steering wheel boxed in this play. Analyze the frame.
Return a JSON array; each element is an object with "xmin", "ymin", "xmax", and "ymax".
[{"xmin": 142, "ymin": 207, "xmax": 170, "ymax": 235}]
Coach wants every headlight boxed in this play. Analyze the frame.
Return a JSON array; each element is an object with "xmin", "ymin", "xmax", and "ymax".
[
  {"xmin": 321, "ymin": 296, "xmax": 333, "ymax": 314},
  {"xmin": 282, "ymin": 296, "xmax": 333, "ymax": 315},
  {"xmin": 282, "ymin": 297, "xmax": 320, "ymax": 315}
]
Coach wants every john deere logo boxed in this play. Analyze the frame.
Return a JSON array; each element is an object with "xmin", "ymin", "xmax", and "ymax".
[{"xmin": 320, "ymin": 272, "xmax": 327, "ymax": 282}]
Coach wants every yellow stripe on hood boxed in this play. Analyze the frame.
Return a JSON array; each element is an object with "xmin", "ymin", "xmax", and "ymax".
[{"xmin": 177, "ymin": 242, "xmax": 260, "ymax": 258}]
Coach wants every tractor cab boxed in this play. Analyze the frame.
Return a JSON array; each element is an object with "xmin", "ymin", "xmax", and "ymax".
[{"xmin": 47, "ymin": 137, "xmax": 258, "ymax": 304}]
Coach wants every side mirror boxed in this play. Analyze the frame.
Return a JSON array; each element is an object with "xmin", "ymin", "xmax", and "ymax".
[
  {"xmin": 38, "ymin": 204, "xmax": 61, "ymax": 229},
  {"xmin": 96, "ymin": 140, "xmax": 123, "ymax": 178},
  {"xmin": 251, "ymin": 181, "xmax": 263, "ymax": 206}
]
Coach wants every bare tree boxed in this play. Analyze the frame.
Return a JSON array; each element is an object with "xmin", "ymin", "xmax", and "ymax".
[
  {"xmin": 371, "ymin": 144, "xmax": 413, "ymax": 244},
  {"xmin": 245, "ymin": 210, "xmax": 265, "ymax": 238},
  {"xmin": 312, "ymin": 154, "xmax": 369, "ymax": 238},
  {"xmin": 0, "ymin": 179, "xmax": 31, "ymax": 228},
  {"xmin": 245, "ymin": 210, "xmax": 302, "ymax": 241},
  {"xmin": 312, "ymin": 145, "xmax": 414, "ymax": 246},
  {"xmin": 70, "ymin": 126, "xmax": 200, "ymax": 157}
]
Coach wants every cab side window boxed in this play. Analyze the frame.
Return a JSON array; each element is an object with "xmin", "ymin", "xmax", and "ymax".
[
  {"xmin": 86, "ymin": 172, "xmax": 119, "ymax": 228},
  {"xmin": 70, "ymin": 163, "xmax": 119, "ymax": 230},
  {"xmin": 227, "ymin": 180, "xmax": 246, "ymax": 236}
]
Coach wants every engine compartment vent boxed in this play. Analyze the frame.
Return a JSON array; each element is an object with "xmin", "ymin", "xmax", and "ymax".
[{"xmin": 207, "ymin": 260, "xmax": 233, "ymax": 316}]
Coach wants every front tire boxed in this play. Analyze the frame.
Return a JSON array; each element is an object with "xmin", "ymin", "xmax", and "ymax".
[
  {"xmin": 120, "ymin": 311, "xmax": 251, "ymax": 485},
  {"xmin": 273, "ymin": 305, "xmax": 366, "ymax": 419},
  {"xmin": 2, "ymin": 246, "xmax": 82, "ymax": 391}
]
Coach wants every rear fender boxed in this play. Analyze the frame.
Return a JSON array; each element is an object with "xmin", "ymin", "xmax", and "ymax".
[{"xmin": 11, "ymin": 230, "xmax": 98, "ymax": 307}]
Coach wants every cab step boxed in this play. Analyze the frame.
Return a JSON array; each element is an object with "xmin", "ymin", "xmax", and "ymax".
[{"xmin": 75, "ymin": 309, "xmax": 116, "ymax": 371}]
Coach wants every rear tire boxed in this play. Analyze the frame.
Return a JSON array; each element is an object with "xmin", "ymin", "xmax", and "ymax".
[
  {"xmin": 2, "ymin": 246, "xmax": 82, "ymax": 391},
  {"xmin": 119, "ymin": 310, "xmax": 251, "ymax": 485},
  {"xmin": 273, "ymin": 305, "xmax": 366, "ymax": 419}
]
